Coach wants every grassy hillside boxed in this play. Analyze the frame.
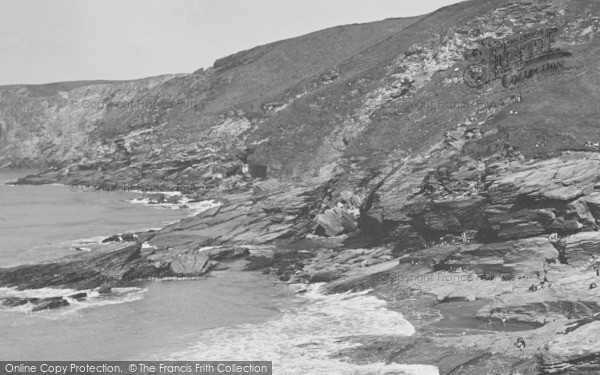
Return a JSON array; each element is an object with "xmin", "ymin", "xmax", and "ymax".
[
  {"xmin": 0, "ymin": 16, "xmax": 422, "ymax": 167},
  {"xmin": 2, "ymin": 0, "xmax": 599, "ymax": 183}
]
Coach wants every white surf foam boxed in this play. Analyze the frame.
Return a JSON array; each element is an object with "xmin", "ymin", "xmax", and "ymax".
[
  {"xmin": 163, "ymin": 284, "xmax": 439, "ymax": 375},
  {"xmin": 184, "ymin": 199, "xmax": 221, "ymax": 216},
  {"xmin": 63, "ymin": 235, "xmax": 106, "ymax": 247},
  {"xmin": 0, "ymin": 287, "xmax": 78, "ymax": 299},
  {"xmin": 0, "ymin": 286, "xmax": 147, "ymax": 316},
  {"xmin": 130, "ymin": 196, "xmax": 221, "ymax": 216},
  {"xmin": 61, "ymin": 287, "xmax": 147, "ymax": 315}
]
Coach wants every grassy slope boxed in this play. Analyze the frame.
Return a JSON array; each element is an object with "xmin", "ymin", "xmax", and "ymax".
[
  {"xmin": 248, "ymin": 0, "xmax": 600, "ymax": 177},
  {"xmin": 246, "ymin": 0, "xmax": 499, "ymax": 174},
  {"xmin": 167, "ymin": 16, "xmax": 426, "ymax": 139},
  {"xmin": 203, "ymin": 17, "xmax": 424, "ymax": 113},
  {"xmin": 0, "ymin": 16, "xmax": 423, "ymax": 165},
  {"xmin": 3, "ymin": 0, "xmax": 600, "ymax": 178}
]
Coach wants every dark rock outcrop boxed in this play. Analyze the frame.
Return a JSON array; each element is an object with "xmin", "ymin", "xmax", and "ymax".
[
  {"xmin": 31, "ymin": 297, "xmax": 70, "ymax": 312},
  {"xmin": 204, "ymin": 247, "xmax": 250, "ymax": 261},
  {"xmin": 540, "ymin": 321, "xmax": 600, "ymax": 374},
  {"xmin": 0, "ymin": 242, "xmax": 142, "ymax": 290},
  {"xmin": 169, "ymin": 253, "xmax": 212, "ymax": 276},
  {"xmin": 102, "ymin": 235, "xmax": 121, "ymax": 243},
  {"xmin": 555, "ymin": 232, "xmax": 600, "ymax": 268},
  {"xmin": 309, "ymin": 269, "xmax": 342, "ymax": 283},
  {"xmin": 315, "ymin": 207, "xmax": 358, "ymax": 237},
  {"xmin": 2, "ymin": 296, "xmax": 71, "ymax": 312}
]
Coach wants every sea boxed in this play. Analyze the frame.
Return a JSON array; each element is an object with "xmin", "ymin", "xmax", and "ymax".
[{"xmin": 0, "ymin": 169, "xmax": 438, "ymax": 375}]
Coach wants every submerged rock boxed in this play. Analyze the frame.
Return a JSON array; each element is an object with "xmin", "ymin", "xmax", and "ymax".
[
  {"xmin": 2, "ymin": 297, "xmax": 34, "ymax": 307},
  {"xmin": 97, "ymin": 285, "xmax": 112, "ymax": 295},
  {"xmin": 68, "ymin": 292, "xmax": 87, "ymax": 301},
  {"xmin": 102, "ymin": 235, "xmax": 121, "ymax": 243},
  {"xmin": 31, "ymin": 297, "xmax": 70, "ymax": 312}
]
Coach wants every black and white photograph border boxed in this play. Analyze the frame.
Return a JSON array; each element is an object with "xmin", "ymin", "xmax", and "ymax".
[{"xmin": 1, "ymin": 0, "xmax": 600, "ymax": 374}]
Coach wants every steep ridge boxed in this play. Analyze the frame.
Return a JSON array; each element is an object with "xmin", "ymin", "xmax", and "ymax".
[
  {"xmin": 0, "ymin": 16, "xmax": 421, "ymax": 168},
  {"xmin": 4, "ymin": 0, "xmax": 600, "ymax": 373}
]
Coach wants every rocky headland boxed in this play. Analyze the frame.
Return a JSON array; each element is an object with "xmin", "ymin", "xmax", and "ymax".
[{"xmin": 3, "ymin": 0, "xmax": 600, "ymax": 373}]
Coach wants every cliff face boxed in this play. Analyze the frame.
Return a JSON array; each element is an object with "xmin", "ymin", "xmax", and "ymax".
[
  {"xmin": 0, "ymin": 16, "xmax": 421, "ymax": 169},
  {"xmin": 5, "ymin": 0, "xmax": 600, "ymax": 372}
]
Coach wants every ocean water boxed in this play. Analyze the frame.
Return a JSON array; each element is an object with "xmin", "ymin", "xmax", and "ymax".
[
  {"xmin": 165, "ymin": 285, "xmax": 439, "ymax": 375},
  {"xmin": 0, "ymin": 170, "xmax": 194, "ymax": 267},
  {"xmin": 0, "ymin": 170, "xmax": 438, "ymax": 374},
  {"xmin": 0, "ymin": 273, "xmax": 295, "ymax": 360}
]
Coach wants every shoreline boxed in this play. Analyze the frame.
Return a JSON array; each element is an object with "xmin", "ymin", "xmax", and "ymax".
[
  {"xmin": 3, "ymin": 166, "xmax": 600, "ymax": 373},
  {"xmin": 0, "ymin": 176, "xmax": 434, "ymax": 373},
  {"xmin": 0, "ymin": 268, "xmax": 295, "ymax": 361},
  {"xmin": 0, "ymin": 171, "xmax": 195, "ymax": 268}
]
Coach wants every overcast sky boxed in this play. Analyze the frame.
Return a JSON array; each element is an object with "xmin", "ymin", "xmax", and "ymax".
[{"xmin": 0, "ymin": 0, "xmax": 465, "ymax": 85}]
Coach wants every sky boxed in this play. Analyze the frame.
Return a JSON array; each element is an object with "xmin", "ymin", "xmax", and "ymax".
[{"xmin": 0, "ymin": 0, "xmax": 466, "ymax": 85}]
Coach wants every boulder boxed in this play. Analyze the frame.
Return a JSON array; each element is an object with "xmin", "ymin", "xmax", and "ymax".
[
  {"xmin": 309, "ymin": 269, "xmax": 342, "ymax": 283},
  {"xmin": 169, "ymin": 253, "xmax": 211, "ymax": 276},
  {"xmin": 315, "ymin": 207, "xmax": 358, "ymax": 237}
]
